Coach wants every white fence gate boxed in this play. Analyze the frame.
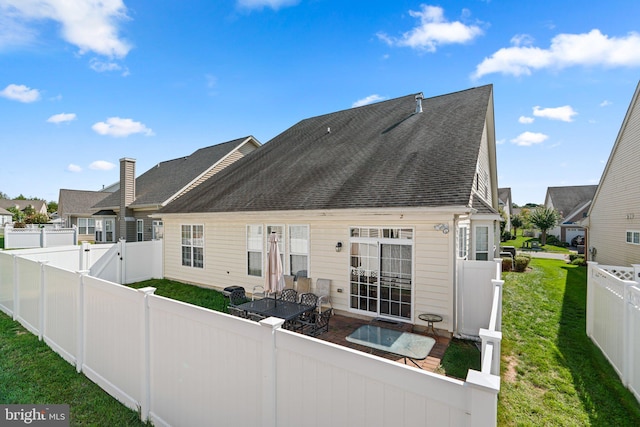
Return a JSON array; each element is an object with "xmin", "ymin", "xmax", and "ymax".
[
  {"xmin": 587, "ymin": 262, "xmax": 640, "ymax": 403},
  {"xmin": 0, "ymin": 248, "xmax": 502, "ymax": 426}
]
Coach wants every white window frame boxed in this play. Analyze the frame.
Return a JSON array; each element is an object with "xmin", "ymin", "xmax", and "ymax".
[
  {"xmin": 626, "ymin": 230, "xmax": 640, "ymax": 245},
  {"xmin": 247, "ymin": 224, "xmax": 263, "ymax": 277},
  {"xmin": 137, "ymin": 219, "xmax": 144, "ymax": 242},
  {"xmin": 474, "ymin": 224, "xmax": 490, "ymax": 261},
  {"xmin": 78, "ymin": 217, "xmax": 95, "ymax": 235},
  {"xmin": 152, "ymin": 220, "xmax": 164, "ymax": 240},
  {"xmin": 181, "ymin": 224, "xmax": 204, "ymax": 268},
  {"xmin": 288, "ymin": 225, "xmax": 309, "ymax": 278}
]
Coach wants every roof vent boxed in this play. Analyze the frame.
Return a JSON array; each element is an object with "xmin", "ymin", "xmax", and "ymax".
[{"xmin": 415, "ymin": 93, "xmax": 424, "ymax": 114}]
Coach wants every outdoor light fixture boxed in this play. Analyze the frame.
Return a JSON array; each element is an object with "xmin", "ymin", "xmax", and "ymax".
[
  {"xmin": 335, "ymin": 241, "xmax": 343, "ymax": 252},
  {"xmin": 434, "ymin": 223, "xmax": 449, "ymax": 234}
]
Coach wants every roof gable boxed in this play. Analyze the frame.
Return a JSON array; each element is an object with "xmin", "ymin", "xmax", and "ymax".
[
  {"xmin": 58, "ymin": 189, "xmax": 112, "ymax": 216},
  {"xmin": 94, "ymin": 136, "xmax": 260, "ymax": 209},
  {"xmin": 161, "ymin": 85, "xmax": 494, "ymax": 214},
  {"xmin": 545, "ymin": 185, "xmax": 597, "ymax": 218}
]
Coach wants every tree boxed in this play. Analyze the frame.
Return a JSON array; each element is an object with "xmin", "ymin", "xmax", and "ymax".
[
  {"xmin": 47, "ymin": 201, "xmax": 58, "ymax": 213},
  {"xmin": 6, "ymin": 206, "xmax": 25, "ymax": 223},
  {"xmin": 529, "ymin": 206, "xmax": 560, "ymax": 245},
  {"xmin": 25, "ymin": 212, "xmax": 49, "ymax": 224},
  {"xmin": 511, "ymin": 214, "xmax": 523, "ymax": 237}
]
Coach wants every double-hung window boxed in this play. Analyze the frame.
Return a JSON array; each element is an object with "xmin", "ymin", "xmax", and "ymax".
[
  {"xmin": 289, "ymin": 225, "xmax": 309, "ymax": 278},
  {"xmin": 475, "ymin": 225, "xmax": 489, "ymax": 261},
  {"xmin": 247, "ymin": 225, "xmax": 263, "ymax": 276},
  {"xmin": 626, "ymin": 230, "xmax": 640, "ymax": 245},
  {"xmin": 182, "ymin": 225, "xmax": 204, "ymax": 268},
  {"xmin": 78, "ymin": 218, "xmax": 95, "ymax": 235},
  {"xmin": 137, "ymin": 219, "xmax": 144, "ymax": 241}
]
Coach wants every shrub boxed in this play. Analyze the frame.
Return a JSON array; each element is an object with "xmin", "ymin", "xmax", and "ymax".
[
  {"xmin": 523, "ymin": 230, "xmax": 535, "ymax": 237},
  {"xmin": 502, "ymin": 257, "xmax": 513, "ymax": 271},
  {"xmin": 570, "ymin": 256, "xmax": 586, "ymax": 266},
  {"xmin": 13, "ymin": 221, "xmax": 26, "ymax": 228},
  {"xmin": 514, "ymin": 255, "xmax": 531, "ymax": 272}
]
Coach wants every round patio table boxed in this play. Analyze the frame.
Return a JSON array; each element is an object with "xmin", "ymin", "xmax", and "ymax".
[{"xmin": 418, "ymin": 313, "xmax": 443, "ymax": 337}]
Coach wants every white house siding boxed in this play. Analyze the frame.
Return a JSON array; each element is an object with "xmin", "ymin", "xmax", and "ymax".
[
  {"xmin": 160, "ymin": 209, "xmax": 456, "ymax": 330},
  {"xmin": 588, "ymin": 85, "xmax": 640, "ymax": 266}
]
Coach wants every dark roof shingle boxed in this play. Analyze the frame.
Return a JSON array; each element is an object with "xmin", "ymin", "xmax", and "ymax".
[{"xmin": 161, "ymin": 85, "xmax": 493, "ymax": 214}]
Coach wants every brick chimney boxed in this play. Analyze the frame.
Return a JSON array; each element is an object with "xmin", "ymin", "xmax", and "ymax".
[{"xmin": 119, "ymin": 158, "xmax": 136, "ymax": 241}]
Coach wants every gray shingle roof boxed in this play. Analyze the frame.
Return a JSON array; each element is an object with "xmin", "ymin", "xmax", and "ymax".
[
  {"xmin": 160, "ymin": 85, "xmax": 494, "ymax": 214},
  {"xmin": 58, "ymin": 190, "xmax": 112, "ymax": 216},
  {"xmin": 547, "ymin": 185, "xmax": 598, "ymax": 218},
  {"xmin": 94, "ymin": 137, "xmax": 256, "ymax": 209}
]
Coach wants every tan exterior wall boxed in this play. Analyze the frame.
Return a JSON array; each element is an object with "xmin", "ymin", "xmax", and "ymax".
[
  {"xmin": 160, "ymin": 209, "xmax": 457, "ymax": 330},
  {"xmin": 589, "ymin": 89, "xmax": 640, "ymax": 266},
  {"xmin": 474, "ymin": 123, "xmax": 493, "ymax": 206}
]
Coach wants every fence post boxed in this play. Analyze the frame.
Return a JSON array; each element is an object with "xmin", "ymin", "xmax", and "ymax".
[
  {"xmin": 76, "ymin": 270, "xmax": 89, "ymax": 373},
  {"xmin": 586, "ymin": 262, "xmax": 598, "ymax": 338},
  {"xmin": 119, "ymin": 239, "xmax": 126, "ymax": 285},
  {"xmin": 80, "ymin": 241, "xmax": 91, "ymax": 271},
  {"xmin": 479, "ymin": 328, "xmax": 502, "ymax": 376},
  {"xmin": 259, "ymin": 317, "xmax": 285, "ymax": 427},
  {"xmin": 12, "ymin": 254, "xmax": 18, "ymax": 321},
  {"xmin": 465, "ymin": 369, "xmax": 500, "ymax": 427},
  {"xmin": 137, "ymin": 286, "xmax": 156, "ymax": 423},
  {"xmin": 38, "ymin": 260, "xmax": 50, "ymax": 340}
]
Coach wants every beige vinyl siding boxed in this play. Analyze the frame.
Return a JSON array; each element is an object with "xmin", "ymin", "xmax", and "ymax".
[
  {"xmin": 161, "ymin": 210, "xmax": 455, "ymax": 330},
  {"xmin": 589, "ymin": 88, "xmax": 640, "ymax": 266},
  {"xmin": 473, "ymin": 123, "xmax": 493, "ymax": 205}
]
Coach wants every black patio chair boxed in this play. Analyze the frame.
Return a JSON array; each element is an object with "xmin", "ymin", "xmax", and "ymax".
[
  {"xmin": 228, "ymin": 306, "xmax": 247, "ymax": 318},
  {"xmin": 279, "ymin": 288, "xmax": 298, "ymax": 303},
  {"xmin": 229, "ymin": 288, "xmax": 248, "ymax": 306}
]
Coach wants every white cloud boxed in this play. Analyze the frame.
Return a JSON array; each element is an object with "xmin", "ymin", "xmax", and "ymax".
[
  {"xmin": 89, "ymin": 160, "xmax": 116, "ymax": 171},
  {"xmin": 352, "ymin": 94, "xmax": 387, "ymax": 108},
  {"xmin": 533, "ymin": 105, "xmax": 577, "ymax": 122},
  {"xmin": 473, "ymin": 29, "xmax": 640, "ymax": 79},
  {"xmin": 0, "ymin": 0, "xmax": 132, "ymax": 58},
  {"xmin": 0, "ymin": 83, "xmax": 40, "ymax": 102},
  {"xmin": 47, "ymin": 112, "xmax": 76, "ymax": 124},
  {"xmin": 89, "ymin": 58, "xmax": 129, "ymax": 75},
  {"xmin": 67, "ymin": 163, "xmax": 82, "ymax": 172},
  {"xmin": 92, "ymin": 117, "xmax": 154, "ymax": 137},
  {"xmin": 237, "ymin": 0, "xmax": 299, "ymax": 10},
  {"xmin": 377, "ymin": 5, "xmax": 483, "ymax": 52},
  {"xmin": 518, "ymin": 116, "xmax": 534, "ymax": 124},
  {"xmin": 510, "ymin": 131, "xmax": 548, "ymax": 147},
  {"xmin": 600, "ymin": 100, "xmax": 612, "ymax": 107}
]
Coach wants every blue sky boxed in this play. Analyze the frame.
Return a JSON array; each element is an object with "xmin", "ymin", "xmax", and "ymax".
[{"xmin": 1, "ymin": 0, "xmax": 639, "ymax": 206}]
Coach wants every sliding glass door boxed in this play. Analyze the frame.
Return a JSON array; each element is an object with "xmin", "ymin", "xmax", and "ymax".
[{"xmin": 349, "ymin": 228, "xmax": 413, "ymax": 320}]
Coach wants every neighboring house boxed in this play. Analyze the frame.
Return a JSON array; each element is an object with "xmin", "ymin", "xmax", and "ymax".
[
  {"xmin": 0, "ymin": 199, "xmax": 48, "ymax": 216},
  {"xmin": 90, "ymin": 136, "xmax": 261, "ymax": 243},
  {"xmin": 58, "ymin": 189, "xmax": 115, "ymax": 242},
  {"xmin": 585, "ymin": 81, "xmax": 640, "ymax": 266},
  {"xmin": 498, "ymin": 187, "xmax": 512, "ymax": 235},
  {"xmin": 0, "ymin": 207, "xmax": 12, "ymax": 225},
  {"xmin": 544, "ymin": 185, "xmax": 597, "ymax": 245},
  {"xmin": 157, "ymin": 85, "xmax": 501, "ymax": 333}
]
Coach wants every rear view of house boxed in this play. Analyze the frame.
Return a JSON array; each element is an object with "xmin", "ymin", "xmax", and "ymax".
[{"xmin": 157, "ymin": 85, "xmax": 501, "ymax": 335}]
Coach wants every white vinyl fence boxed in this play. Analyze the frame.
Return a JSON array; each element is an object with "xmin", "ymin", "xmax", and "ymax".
[
  {"xmin": 587, "ymin": 262, "xmax": 640, "ymax": 403},
  {"xmin": 0, "ymin": 249, "xmax": 502, "ymax": 427},
  {"xmin": 4, "ymin": 225, "xmax": 78, "ymax": 249}
]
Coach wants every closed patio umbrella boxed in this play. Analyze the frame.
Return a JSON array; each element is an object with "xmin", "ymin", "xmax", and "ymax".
[{"xmin": 265, "ymin": 232, "xmax": 284, "ymax": 298}]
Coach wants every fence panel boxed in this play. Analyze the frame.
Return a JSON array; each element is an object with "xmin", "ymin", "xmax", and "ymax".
[
  {"xmin": 275, "ymin": 330, "xmax": 468, "ymax": 427},
  {"xmin": 590, "ymin": 269, "xmax": 625, "ymax": 375},
  {"xmin": 42, "ymin": 265, "xmax": 80, "ymax": 365},
  {"xmin": 0, "ymin": 252, "xmax": 14, "ymax": 315},
  {"xmin": 82, "ymin": 275, "xmax": 145, "ymax": 410},
  {"xmin": 125, "ymin": 240, "xmax": 163, "ymax": 284},
  {"xmin": 457, "ymin": 260, "xmax": 499, "ymax": 337},
  {"xmin": 629, "ymin": 286, "xmax": 640, "ymax": 401},
  {"xmin": 147, "ymin": 295, "xmax": 265, "ymax": 427},
  {"xmin": 15, "ymin": 257, "xmax": 41, "ymax": 335}
]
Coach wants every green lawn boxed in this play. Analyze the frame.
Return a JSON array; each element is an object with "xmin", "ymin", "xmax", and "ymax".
[
  {"xmin": 499, "ymin": 258, "xmax": 640, "ymax": 425},
  {"xmin": 502, "ymin": 230, "xmax": 572, "ymax": 254}
]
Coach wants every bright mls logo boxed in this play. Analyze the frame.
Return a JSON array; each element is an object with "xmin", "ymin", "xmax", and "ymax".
[{"xmin": 1, "ymin": 405, "xmax": 69, "ymax": 426}]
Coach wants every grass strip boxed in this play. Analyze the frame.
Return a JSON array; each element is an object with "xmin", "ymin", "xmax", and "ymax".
[{"xmin": 499, "ymin": 258, "xmax": 640, "ymax": 425}]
